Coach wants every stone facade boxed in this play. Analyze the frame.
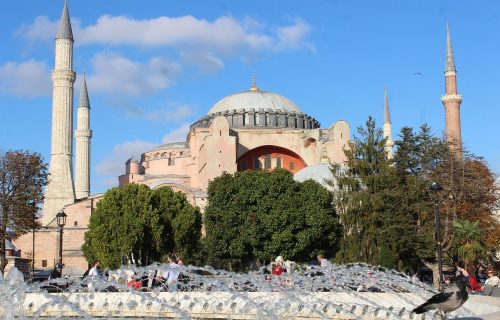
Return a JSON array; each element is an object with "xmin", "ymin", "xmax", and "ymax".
[{"xmin": 118, "ymin": 84, "xmax": 351, "ymax": 207}]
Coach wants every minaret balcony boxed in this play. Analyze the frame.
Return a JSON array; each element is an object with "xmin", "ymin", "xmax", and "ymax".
[{"xmin": 441, "ymin": 94, "xmax": 462, "ymax": 104}]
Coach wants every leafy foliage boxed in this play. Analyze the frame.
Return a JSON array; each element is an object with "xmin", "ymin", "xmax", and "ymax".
[
  {"xmin": 452, "ymin": 220, "xmax": 486, "ymax": 266},
  {"xmin": 331, "ymin": 116, "xmax": 397, "ymax": 267},
  {"xmin": 203, "ymin": 169, "xmax": 341, "ymax": 270},
  {"xmin": 0, "ymin": 150, "xmax": 48, "ymax": 273},
  {"xmin": 331, "ymin": 117, "xmax": 500, "ymax": 277},
  {"xmin": 82, "ymin": 184, "xmax": 202, "ymax": 269}
]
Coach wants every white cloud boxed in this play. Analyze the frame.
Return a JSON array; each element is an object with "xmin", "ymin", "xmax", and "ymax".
[
  {"xmin": 275, "ymin": 18, "xmax": 315, "ymax": 52},
  {"xmin": 140, "ymin": 105, "xmax": 194, "ymax": 123},
  {"xmin": 0, "ymin": 60, "xmax": 51, "ymax": 97},
  {"xmin": 17, "ymin": 14, "xmax": 313, "ymax": 56},
  {"xmin": 162, "ymin": 124, "xmax": 191, "ymax": 144},
  {"xmin": 16, "ymin": 16, "xmax": 59, "ymax": 42},
  {"xmin": 95, "ymin": 140, "xmax": 157, "ymax": 189},
  {"xmin": 86, "ymin": 52, "xmax": 181, "ymax": 96},
  {"xmin": 181, "ymin": 51, "xmax": 224, "ymax": 72},
  {"xmin": 77, "ymin": 15, "xmax": 273, "ymax": 53}
]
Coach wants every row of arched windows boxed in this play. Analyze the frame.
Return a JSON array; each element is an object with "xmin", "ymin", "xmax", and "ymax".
[{"xmin": 239, "ymin": 156, "xmax": 294, "ymax": 171}]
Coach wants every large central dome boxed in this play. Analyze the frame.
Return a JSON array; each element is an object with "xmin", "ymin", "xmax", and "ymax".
[{"xmin": 207, "ymin": 79, "xmax": 301, "ymax": 115}]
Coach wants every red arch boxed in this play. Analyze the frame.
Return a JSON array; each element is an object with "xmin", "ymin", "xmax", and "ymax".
[{"xmin": 237, "ymin": 145, "xmax": 307, "ymax": 174}]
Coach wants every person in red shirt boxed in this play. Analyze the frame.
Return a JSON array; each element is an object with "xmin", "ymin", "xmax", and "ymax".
[
  {"xmin": 127, "ymin": 274, "xmax": 142, "ymax": 290},
  {"xmin": 272, "ymin": 256, "xmax": 284, "ymax": 275},
  {"xmin": 457, "ymin": 264, "xmax": 482, "ymax": 294}
]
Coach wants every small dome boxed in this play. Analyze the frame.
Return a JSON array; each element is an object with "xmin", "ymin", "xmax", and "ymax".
[
  {"xmin": 208, "ymin": 81, "xmax": 302, "ymax": 115},
  {"xmin": 294, "ymin": 163, "xmax": 336, "ymax": 190},
  {"xmin": 126, "ymin": 156, "xmax": 139, "ymax": 164}
]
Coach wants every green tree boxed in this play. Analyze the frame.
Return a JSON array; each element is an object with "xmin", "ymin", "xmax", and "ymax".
[
  {"xmin": 452, "ymin": 220, "xmax": 486, "ymax": 270},
  {"xmin": 331, "ymin": 116, "xmax": 395, "ymax": 267},
  {"xmin": 389, "ymin": 125, "xmax": 448, "ymax": 273},
  {"xmin": 0, "ymin": 150, "xmax": 48, "ymax": 274},
  {"xmin": 204, "ymin": 169, "xmax": 340, "ymax": 270},
  {"xmin": 82, "ymin": 184, "xmax": 202, "ymax": 269},
  {"xmin": 152, "ymin": 187, "xmax": 202, "ymax": 262}
]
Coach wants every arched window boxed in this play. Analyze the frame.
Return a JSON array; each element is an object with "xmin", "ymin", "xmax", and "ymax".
[
  {"xmin": 264, "ymin": 154, "xmax": 271, "ymax": 169},
  {"xmin": 276, "ymin": 157, "xmax": 282, "ymax": 168},
  {"xmin": 244, "ymin": 113, "xmax": 250, "ymax": 126},
  {"xmin": 255, "ymin": 113, "xmax": 260, "ymax": 125},
  {"xmin": 289, "ymin": 161, "xmax": 295, "ymax": 170},
  {"xmin": 254, "ymin": 157, "xmax": 261, "ymax": 169}
]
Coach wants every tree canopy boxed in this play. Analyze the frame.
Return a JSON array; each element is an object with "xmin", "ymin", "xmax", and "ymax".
[
  {"xmin": 0, "ymin": 150, "xmax": 48, "ymax": 273},
  {"xmin": 331, "ymin": 117, "xmax": 500, "ymax": 284},
  {"xmin": 82, "ymin": 184, "xmax": 202, "ymax": 269},
  {"xmin": 203, "ymin": 169, "xmax": 341, "ymax": 270}
]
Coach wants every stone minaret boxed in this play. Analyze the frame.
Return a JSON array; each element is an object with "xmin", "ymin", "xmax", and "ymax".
[
  {"xmin": 43, "ymin": 0, "xmax": 76, "ymax": 225},
  {"xmin": 75, "ymin": 74, "xmax": 92, "ymax": 199},
  {"xmin": 383, "ymin": 88, "xmax": 394, "ymax": 159},
  {"xmin": 441, "ymin": 24, "xmax": 462, "ymax": 158}
]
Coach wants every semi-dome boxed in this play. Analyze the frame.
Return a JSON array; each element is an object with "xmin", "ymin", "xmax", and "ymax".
[
  {"xmin": 207, "ymin": 77, "xmax": 302, "ymax": 115},
  {"xmin": 293, "ymin": 163, "xmax": 334, "ymax": 191}
]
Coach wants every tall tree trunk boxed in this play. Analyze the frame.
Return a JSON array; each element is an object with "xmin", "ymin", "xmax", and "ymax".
[
  {"xmin": 0, "ymin": 221, "xmax": 7, "ymax": 275},
  {"xmin": 423, "ymin": 261, "xmax": 440, "ymax": 289}
]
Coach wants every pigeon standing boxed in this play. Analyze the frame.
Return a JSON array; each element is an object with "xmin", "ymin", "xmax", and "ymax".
[{"xmin": 412, "ymin": 274, "xmax": 470, "ymax": 319}]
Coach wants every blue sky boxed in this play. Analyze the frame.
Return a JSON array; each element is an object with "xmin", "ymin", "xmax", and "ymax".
[{"xmin": 1, "ymin": 0, "xmax": 499, "ymax": 193}]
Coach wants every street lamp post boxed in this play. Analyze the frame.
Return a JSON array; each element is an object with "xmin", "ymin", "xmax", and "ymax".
[
  {"xmin": 32, "ymin": 214, "xmax": 35, "ymax": 281},
  {"xmin": 430, "ymin": 182, "xmax": 444, "ymax": 290},
  {"xmin": 56, "ymin": 210, "xmax": 67, "ymax": 267}
]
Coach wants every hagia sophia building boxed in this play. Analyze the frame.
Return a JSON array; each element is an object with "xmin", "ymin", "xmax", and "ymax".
[{"xmin": 12, "ymin": 1, "xmax": 463, "ymax": 276}]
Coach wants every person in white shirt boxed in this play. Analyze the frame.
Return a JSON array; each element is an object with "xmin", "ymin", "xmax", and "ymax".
[
  {"xmin": 485, "ymin": 268, "xmax": 500, "ymax": 287},
  {"xmin": 88, "ymin": 260, "xmax": 101, "ymax": 277}
]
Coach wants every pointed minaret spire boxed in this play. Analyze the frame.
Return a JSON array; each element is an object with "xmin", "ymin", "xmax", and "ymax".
[
  {"xmin": 445, "ymin": 24, "xmax": 456, "ymax": 73},
  {"xmin": 79, "ymin": 73, "xmax": 89, "ymax": 107},
  {"xmin": 56, "ymin": 0, "xmax": 73, "ymax": 40},
  {"xmin": 383, "ymin": 88, "xmax": 394, "ymax": 159},
  {"xmin": 250, "ymin": 72, "xmax": 259, "ymax": 91},
  {"xmin": 75, "ymin": 72, "xmax": 92, "ymax": 199},
  {"xmin": 441, "ymin": 24, "xmax": 462, "ymax": 158},
  {"xmin": 384, "ymin": 87, "xmax": 391, "ymax": 124}
]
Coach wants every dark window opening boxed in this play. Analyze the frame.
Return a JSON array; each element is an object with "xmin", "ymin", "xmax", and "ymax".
[
  {"xmin": 264, "ymin": 154, "xmax": 271, "ymax": 169},
  {"xmin": 289, "ymin": 161, "xmax": 295, "ymax": 170},
  {"xmin": 74, "ymin": 221, "xmax": 78, "ymax": 226},
  {"xmin": 254, "ymin": 157, "xmax": 261, "ymax": 169},
  {"xmin": 240, "ymin": 159, "xmax": 247, "ymax": 170},
  {"xmin": 276, "ymin": 157, "xmax": 282, "ymax": 168},
  {"xmin": 42, "ymin": 260, "xmax": 47, "ymax": 267}
]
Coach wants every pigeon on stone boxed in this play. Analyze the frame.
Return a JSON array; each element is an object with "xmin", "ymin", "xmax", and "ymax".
[{"xmin": 412, "ymin": 274, "xmax": 470, "ymax": 319}]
